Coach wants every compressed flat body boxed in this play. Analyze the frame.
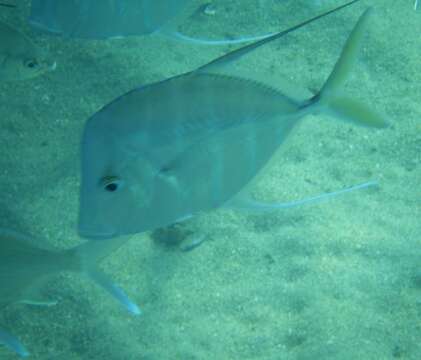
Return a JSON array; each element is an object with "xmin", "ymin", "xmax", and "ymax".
[
  {"xmin": 78, "ymin": 1, "xmax": 381, "ymax": 240},
  {"xmin": 79, "ymin": 72, "xmax": 303, "ymax": 238},
  {"xmin": 29, "ymin": 0, "xmax": 191, "ymax": 39}
]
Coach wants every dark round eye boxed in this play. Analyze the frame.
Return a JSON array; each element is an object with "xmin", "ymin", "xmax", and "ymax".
[
  {"xmin": 24, "ymin": 59, "xmax": 38, "ymax": 69},
  {"xmin": 105, "ymin": 182, "xmax": 118, "ymax": 192},
  {"xmin": 100, "ymin": 176, "xmax": 123, "ymax": 193}
]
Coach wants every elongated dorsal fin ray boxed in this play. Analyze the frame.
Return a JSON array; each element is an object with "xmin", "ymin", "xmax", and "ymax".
[{"xmin": 196, "ymin": 0, "xmax": 361, "ymax": 74}]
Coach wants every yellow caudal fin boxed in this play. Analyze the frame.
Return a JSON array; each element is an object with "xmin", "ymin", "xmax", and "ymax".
[
  {"xmin": 314, "ymin": 8, "xmax": 387, "ymax": 128},
  {"xmin": 326, "ymin": 97, "xmax": 387, "ymax": 128}
]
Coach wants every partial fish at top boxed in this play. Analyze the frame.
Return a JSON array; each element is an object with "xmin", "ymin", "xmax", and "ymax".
[
  {"xmin": 0, "ymin": 19, "xmax": 55, "ymax": 81},
  {"xmin": 78, "ymin": 0, "xmax": 387, "ymax": 240},
  {"xmin": 0, "ymin": 229, "xmax": 139, "ymax": 357},
  {"xmin": 28, "ymin": 0, "xmax": 276, "ymax": 44}
]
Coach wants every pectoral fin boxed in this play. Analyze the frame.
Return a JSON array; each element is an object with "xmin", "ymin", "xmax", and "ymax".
[
  {"xmin": 88, "ymin": 269, "xmax": 141, "ymax": 316},
  {"xmin": 70, "ymin": 237, "xmax": 142, "ymax": 315}
]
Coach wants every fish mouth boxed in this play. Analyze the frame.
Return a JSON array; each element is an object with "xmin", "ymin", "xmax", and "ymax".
[{"xmin": 78, "ymin": 214, "xmax": 117, "ymax": 240}]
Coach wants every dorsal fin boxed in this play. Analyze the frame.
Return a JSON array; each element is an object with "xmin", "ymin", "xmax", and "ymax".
[{"xmin": 196, "ymin": 0, "xmax": 361, "ymax": 74}]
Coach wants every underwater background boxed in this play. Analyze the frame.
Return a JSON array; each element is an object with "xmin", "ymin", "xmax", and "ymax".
[{"xmin": 0, "ymin": 0, "xmax": 420, "ymax": 359}]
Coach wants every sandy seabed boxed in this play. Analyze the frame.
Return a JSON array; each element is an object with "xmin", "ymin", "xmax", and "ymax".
[{"xmin": 0, "ymin": 0, "xmax": 420, "ymax": 359}]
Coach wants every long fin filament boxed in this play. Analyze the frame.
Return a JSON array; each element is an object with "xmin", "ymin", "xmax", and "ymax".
[{"xmin": 227, "ymin": 181, "xmax": 378, "ymax": 213}]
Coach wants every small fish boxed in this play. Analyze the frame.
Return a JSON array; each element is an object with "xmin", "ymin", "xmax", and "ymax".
[
  {"xmin": 0, "ymin": 20, "xmax": 55, "ymax": 81},
  {"xmin": 28, "ymin": 0, "xmax": 274, "ymax": 45},
  {"xmin": 0, "ymin": 229, "xmax": 139, "ymax": 357},
  {"xmin": 78, "ymin": 1, "xmax": 386, "ymax": 240}
]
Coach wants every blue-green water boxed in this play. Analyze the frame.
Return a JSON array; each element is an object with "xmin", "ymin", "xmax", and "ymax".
[{"xmin": 0, "ymin": 0, "xmax": 420, "ymax": 359}]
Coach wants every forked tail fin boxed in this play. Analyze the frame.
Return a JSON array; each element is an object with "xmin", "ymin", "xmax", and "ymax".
[{"xmin": 310, "ymin": 8, "xmax": 387, "ymax": 128}]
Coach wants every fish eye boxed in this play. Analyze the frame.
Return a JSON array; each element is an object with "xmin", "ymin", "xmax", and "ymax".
[
  {"xmin": 24, "ymin": 59, "xmax": 39, "ymax": 69},
  {"xmin": 105, "ymin": 183, "xmax": 118, "ymax": 192},
  {"xmin": 100, "ymin": 176, "xmax": 123, "ymax": 193}
]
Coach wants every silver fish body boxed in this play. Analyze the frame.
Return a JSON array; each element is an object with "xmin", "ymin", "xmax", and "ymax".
[
  {"xmin": 29, "ymin": 0, "xmax": 191, "ymax": 39},
  {"xmin": 79, "ymin": 3, "xmax": 386, "ymax": 240},
  {"xmin": 80, "ymin": 73, "xmax": 304, "ymax": 237}
]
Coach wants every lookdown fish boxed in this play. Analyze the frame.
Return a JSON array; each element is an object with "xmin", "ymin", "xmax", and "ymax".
[
  {"xmin": 78, "ymin": 0, "xmax": 387, "ymax": 240},
  {"xmin": 28, "ymin": 0, "xmax": 274, "ymax": 45},
  {"xmin": 0, "ymin": 19, "xmax": 55, "ymax": 81},
  {"xmin": 0, "ymin": 229, "xmax": 139, "ymax": 357}
]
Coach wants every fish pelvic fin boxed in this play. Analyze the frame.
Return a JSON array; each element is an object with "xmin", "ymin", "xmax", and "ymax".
[
  {"xmin": 65, "ymin": 237, "xmax": 141, "ymax": 315},
  {"xmin": 310, "ymin": 8, "xmax": 387, "ymax": 128},
  {"xmin": 0, "ymin": 328, "xmax": 29, "ymax": 358},
  {"xmin": 87, "ymin": 268, "xmax": 141, "ymax": 316}
]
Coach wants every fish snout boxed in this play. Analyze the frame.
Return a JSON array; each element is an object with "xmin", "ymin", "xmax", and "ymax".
[{"xmin": 78, "ymin": 208, "xmax": 119, "ymax": 240}]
